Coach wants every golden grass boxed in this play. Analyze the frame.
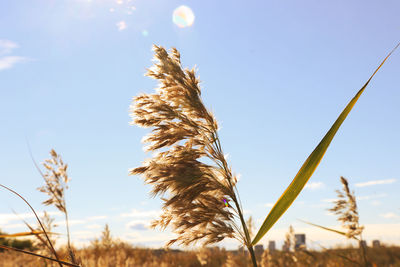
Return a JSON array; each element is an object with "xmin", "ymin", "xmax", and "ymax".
[
  {"xmin": 1, "ymin": 243, "xmax": 400, "ymax": 267},
  {"xmin": 0, "ymin": 42, "xmax": 398, "ymax": 266}
]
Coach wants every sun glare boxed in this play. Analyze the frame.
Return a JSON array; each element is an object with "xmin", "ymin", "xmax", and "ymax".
[{"xmin": 172, "ymin": 5, "xmax": 195, "ymax": 28}]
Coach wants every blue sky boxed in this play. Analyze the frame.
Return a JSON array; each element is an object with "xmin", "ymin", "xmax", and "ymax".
[{"xmin": 0, "ymin": 0, "xmax": 399, "ymax": 249}]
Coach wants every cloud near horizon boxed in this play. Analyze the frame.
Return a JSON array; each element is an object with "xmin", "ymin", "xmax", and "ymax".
[
  {"xmin": 120, "ymin": 209, "xmax": 161, "ymax": 218},
  {"xmin": 357, "ymin": 193, "xmax": 387, "ymax": 201},
  {"xmin": 0, "ymin": 39, "xmax": 30, "ymax": 71},
  {"xmin": 305, "ymin": 182, "xmax": 325, "ymax": 190},
  {"xmin": 0, "ymin": 56, "xmax": 29, "ymax": 71},
  {"xmin": 355, "ymin": 179, "xmax": 396, "ymax": 187},
  {"xmin": 127, "ymin": 220, "xmax": 149, "ymax": 231},
  {"xmin": 380, "ymin": 212, "xmax": 400, "ymax": 219},
  {"xmin": 0, "ymin": 211, "xmax": 62, "ymax": 225},
  {"xmin": 0, "ymin": 40, "xmax": 19, "ymax": 55},
  {"xmin": 116, "ymin": 21, "xmax": 127, "ymax": 31}
]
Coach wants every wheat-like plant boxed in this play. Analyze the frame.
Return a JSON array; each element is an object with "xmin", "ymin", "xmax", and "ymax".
[
  {"xmin": 130, "ymin": 45, "xmax": 249, "ymax": 250},
  {"xmin": 131, "ymin": 43, "xmax": 398, "ymax": 267},
  {"xmin": 37, "ymin": 149, "xmax": 78, "ymax": 264},
  {"xmin": 329, "ymin": 177, "xmax": 364, "ymax": 240},
  {"xmin": 301, "ymin": 176, "xmax": 368, "ymax": 266},
  {"xmin": 330, "ymin": 177, "xmax": 369, "ymax": 266}
]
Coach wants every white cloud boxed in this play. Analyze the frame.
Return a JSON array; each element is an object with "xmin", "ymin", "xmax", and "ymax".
[
  {"xmin": 0, "ymin": 40, "xmax": 29, "ymax": 71},
  {"xmin": 86, "ymin": 215, "xmax": 107, "ymax": 221},
  {"xmin": 55, "ymin": 219, "xmax": 86, "ymax": 226},
  {"xmin": 325, "ymin": 193, "xmax": 388, "ymax": 202},
  {"xmin": 357, "ymin": 193, "xmax": 387, "ymax": 201},
  {"xmin": 322, "ymin": 198, "xmax": 338, "ymax": 203},
  {"xmin": 120, "ymin": 209, "xmax": 161, "ymax": 218},
  {"xmin": 355, "ymin": 179, "xmax": 396, "ymax": 187},
  {"xmin": 264, "ymin": 203, "xmax": 274, "ymax": 207},
  {"xmin": 0, "ymin": 211, "xmax": 62, "ymax": 225},
  {"xmin": 71, "ymin": 230, "xmax": 99, "ymax": 241},
  {"xmin": 1, "ymin": 223, "xmax": 25, "ymax": 229},
  {"xmin": 0, "ymin": 56, "xmax": 29, "ymax": 71},
  {"xmin": 305, "ymin": 182, "xmax": 324, "ymax": 190},
  {"xmin": 121, "ymin": 231, "xmax": 174, "ymax": 246},
  {"xmin": 86, "ymin": 224, "xmax": 102, "ymax": 230},
  {"xmin": 126, "ymin": 220, "xmax": 150, "ymax": 231},
  {"xmin": 380, "ymin": 212, "xmax": 400, "ymax": 219},
  {"xmin": 371, "ymin": 200, "xmax": 382, "ymax": 206},
  {"xmin": 0, "ymin": 40, "xmax": 18, "ymax": 55},
  {"xmin": 116, "ymin": 21, "xmax": 127, "ymax": 31}
]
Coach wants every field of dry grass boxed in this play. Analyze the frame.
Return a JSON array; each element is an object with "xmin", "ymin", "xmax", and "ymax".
[
  {"xmin": 1, "ymin": 44, "xmax": 399, "ymax": 267},
  {"xmin": 1, "ymin": 242, "xmax": 400, "ymax": 267}
]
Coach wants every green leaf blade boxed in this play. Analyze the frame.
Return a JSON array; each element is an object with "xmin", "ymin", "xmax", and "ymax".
[
  {"xmin": 298, "ymin": 219, "xmax": 350, "ymax": 239},
  {"xmin": 251, "ymin": 42, "xmax": 399, "ymax": 246}
]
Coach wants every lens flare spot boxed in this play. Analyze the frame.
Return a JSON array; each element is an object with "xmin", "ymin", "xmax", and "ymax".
[
  {"xmin": 142, "ymin": 30, "xmax": 149, "ymax": 37},
  {"xmin": 116, "ymin": 21, "xmax": 127, "ymax": 31},
  {"xmin": 172, "ymin": 5, "xmax": 195, "ymax": 28},
  {"xmin": 223, "ymin": 198, "xmax": 229, "ymax": 207}
]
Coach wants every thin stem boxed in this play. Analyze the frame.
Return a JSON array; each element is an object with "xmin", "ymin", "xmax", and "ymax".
[
  {"xmin": 65, "ymin": 210, "xmax": 78, "ymax": 264},
  {"xmin": 0, "ymin": 184, "xmax": 63, "ymax": 267},
  {"xmin": 247, "ymin": 244, "xmax": 258, "ymax": 267},
  {"xmin": 0, "ymin": 244, "xmax": 80, "ymax": 267},
  {"xmin": 232, "ymin": 196, "xmax": 258, "ymax": 267},
  {"xmin": 211, "ymin": 128, "xmax": 258, "ymax": 267}
]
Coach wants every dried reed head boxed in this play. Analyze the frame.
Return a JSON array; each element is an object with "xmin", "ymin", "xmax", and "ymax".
[
  {"xmin": 37, "ymin": 149, "xmax": 78, "ymax": 264},
  {"xmin": 329, "ymin": 176, "xmax": 364, "ymax": 239},
  {"xmin": 284, "ymin": 225, "xmax": 295, "ymax": 252},
  {"xmin": 130, "ymin": 45, "xmax": 245, "ymax": 247},
  {"xmin": 37, "ymin": 149, "xmax": 69, "ymax": 213}
]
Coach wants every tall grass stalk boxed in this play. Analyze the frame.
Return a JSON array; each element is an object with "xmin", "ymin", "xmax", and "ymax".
[
  {"xmin": 131, "ymin": 43, "xmax": 398, "ymax": 266},
  {"xmin": 130, "ymin": 45, "xmax": 258, "ymax": 265},
  {"xmin": 0, "ymin": 183, "xmax": 63, "ymax": 267},
  {"xmin": 36, "ymin": 149, "xmax": 78, "ymax": 264},
  {"xmin": 301, "ymin": 176, "xmax": 368, "ymax": 266},
  {"xmin": 330, "ymin": 177, "xmax": 368, "ymax": 266}
]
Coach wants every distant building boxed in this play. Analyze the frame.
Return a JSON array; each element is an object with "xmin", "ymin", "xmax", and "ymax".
[
  {"xmin": 295, "ymin": 234, "xmax": 306, "ymax": 250},
  {"xmin": 254, "ymin": 244, "xmax": 264, "ymax": 255},
  {"xmin": 372, "ymin": 240, "xmax": 380, "ymax": 248},
  {"xmin": 268, "ymin": 241, "xmax": 276, "ymax": 252},
  {"xmin": 359, "ymin": 240, "xmax": 367, "ymax": 249}
]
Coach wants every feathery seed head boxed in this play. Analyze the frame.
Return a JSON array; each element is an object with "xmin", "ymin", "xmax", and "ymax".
[
  {"xmin": 37, "ymin": 149, "xmax": 69, "ymax": 214},
  {"xmin": 329, "ymin": 176, "xmax": 364, "ymax": 239},
  {"xmin": 130, "ymin": 45, "xmax": 245, "ymax": 247}
]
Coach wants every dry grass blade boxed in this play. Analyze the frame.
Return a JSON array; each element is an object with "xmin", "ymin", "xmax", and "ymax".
[
  {"xmin": 0, "ymin": 231, "xmax": 50, "ymax": 238},
  {"xmin": 252, "ymin": 42, "xmax": 400, "ymax": 245},
  {"xmin": 0, "ymin": 183, "xmax": 63, "ymax": 267},
  {"xmin": 0, "ymin": 244, "xmax": 81, "ymax": 267},
  {"xmin": 298, "ymin": 219, "xmax": 352, "ymax": 239},
  {"xmin": 18, "ymin": 212, "xmax": 58, "ymax": 256}
]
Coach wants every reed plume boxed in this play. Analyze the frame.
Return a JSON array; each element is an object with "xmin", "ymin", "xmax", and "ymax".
[
  {"xmin": 130, "ymin": 45, "xmax": 251, "ymax": 251},
  {"xmin": 38, "ymin": 149, "xmax": 78, "ymax": 264},
  {"xmin": 328, "ymin": 176, "xmax": 364, "ymax": 240}
]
